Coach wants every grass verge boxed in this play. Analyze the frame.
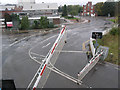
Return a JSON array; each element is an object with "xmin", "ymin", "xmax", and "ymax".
[
  {"xmin": 97, "ymin": 27, "xmax": 119, "ymax": 65},
  {"xmin": 109, "ymin": 19, "xmax": 115, "ymax": 23}
]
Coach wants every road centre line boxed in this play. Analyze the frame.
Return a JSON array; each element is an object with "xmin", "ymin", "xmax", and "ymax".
[
  {"xmin": 29, "ymin": 34, "xmax": 57, "ymax": 53},
  {"xmin": 42, "ymin": 43, "xmax": 51, "ymax": 48}
]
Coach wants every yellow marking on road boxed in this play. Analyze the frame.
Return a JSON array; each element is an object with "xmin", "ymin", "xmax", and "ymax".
[{"xmin": 82, "ymin": 40, "xmax": 90, "ymax": 51}]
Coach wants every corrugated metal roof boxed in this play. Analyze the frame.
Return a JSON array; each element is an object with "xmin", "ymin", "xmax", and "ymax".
[
  {"xmin": 20, "ymin": 3, "xmax": 58, "ymax": 10},
  {"xmin": 0, "ymin": 5, "xmax": 15, "ymax": 11},
  {"xmin": 19, "ymin": 16, "xmax": 60, "ymax": 20}
]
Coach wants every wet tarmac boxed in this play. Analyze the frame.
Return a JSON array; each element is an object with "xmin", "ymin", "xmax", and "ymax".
[{"xmin": 2, "ymin": 17, "xmax": 119, "ymax": 88}]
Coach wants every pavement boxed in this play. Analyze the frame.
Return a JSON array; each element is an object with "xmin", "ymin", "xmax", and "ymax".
[{"xmin": 2, "ymin": 16, "xmax": 119, "ymax": 88}]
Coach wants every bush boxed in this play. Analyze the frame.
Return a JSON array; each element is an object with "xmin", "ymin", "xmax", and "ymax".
[
  {"xmin": 109, "ymin": 19, "xmax": 115, "ymax": 23},
  {"xmin": 48, "ymin": 22, "xmax": 54, "ymax": 28},
  {"xmin": 21, "ymin": 16, "xmax": 29, "ymax": 30},
  {"xmin": 34, "ymin": 20, "xmax": 39, "ymax": 29},
  {"xmin": 39, "ymin": 16, "xmax": 49, "ymax": 29},
  {"xmin": 110, "ymin": 27, "xmax": 118, "ymax": 36}
]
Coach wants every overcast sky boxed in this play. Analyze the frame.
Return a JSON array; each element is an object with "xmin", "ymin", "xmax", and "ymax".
[{"xmin": 0, "ymin": 0, "xmax": 116, "ymax": 6}]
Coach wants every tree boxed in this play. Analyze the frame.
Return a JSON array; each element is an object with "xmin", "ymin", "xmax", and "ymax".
[
  {"xmin": 48, "ymin": 22, "xmax": 54, "ymax": 28},
  {"xmin": 21, "ymin": 16, "xmax": 29, "ymax": 30},
  {"xmin": 67, "ymin": 5, "xmax": 73, "ymax": 14},
  {"xmin": 4, "ymin": 13, "xmax": 12, "ymax": 22},
  {"xmin": 39, "ymin": 16, "xmax": 49, "ymax": 29},
  {"xmin": 34, "ymin": 20, "xmax": 39, "ymax": 29},
  {"xmin": 70, "ymin": 11, "xmax": 78, "ymax": 16},
  {"xmin": 58, "ymin": 6, "xmax": 62, "ymax": 12},
  {"xmin": 11, "ymin": 14, "xmax": 20, "ymax": 29},
  {"xmin": 118, "ymin": 1, "xmax": 120, "ymax": 25},
  {"xmin": 62, "ymin": 4, "xmax": 68, "ymax": 16},
  {"xmin": 102, "ymin": 2, "xmax": 116, "ymax": 17},
  {"xmin": 4, "ymin": 13, "xmax": 12, "ymax": 28},
  {"xmin": 95, "ymin": 2, "xmax": 117, "ymax": 17},
  {"xmin": 78, "ymin": 6, "xmax": 83, "ymax": 13},
  {"xmin": 65, "ymin": 5, "xmax": 83, "ymax": 16},
  {"xmin": 95, "ymin": 2, "xmax": 104, "ymax": 16}
]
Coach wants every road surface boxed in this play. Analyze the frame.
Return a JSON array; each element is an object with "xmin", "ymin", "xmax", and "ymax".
[{"xmin": 2, "ymin": 17, "xmax": 119, "ymax": 88}]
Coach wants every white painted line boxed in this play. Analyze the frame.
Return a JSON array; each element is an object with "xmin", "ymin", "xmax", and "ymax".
[
  {"xmin": 29, "ymin": 35, "xmax": 57, "ymax": 53},
  {"xmin": 105, "ymin": 62, "xmax": 119, "ymax": 68},
  {"xmin": 59, "ymin": 50, "xmax": 85, "ymax": 53},
  {"xmin": 114, "ymin": 67, "xmax": 120, "ymax": 71},
  {"xmin": 33, "ymin": 57, "xmax": 37, "ymax": 59},
  {"xmin": 32, "ymin": 26, "xmax": 66, "ymax": 89},
  {"xmin": 73, "ymin": 32, "xmax": 77, "ymax": 35},
  {"xmin": 9, "ymin": 30, "xmax": 50, "ymax": 47},
  {"xmin": 31, "ymin": 52, "xmax": 45, "ymax": 58},
  {"xmin": 42, "ymin": 43, "xmax": 50, "ymax": 48},
  {"xmin": 27, "ymin": 35, "xmax": 57, "ymax": 88}
]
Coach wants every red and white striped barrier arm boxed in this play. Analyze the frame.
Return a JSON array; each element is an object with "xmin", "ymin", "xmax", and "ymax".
[
  {"xmin": 32, "ymin": 25, "xmax": 66, "ymax": 90},
  {"xmin": 78, "ymin": 51, "xmax": 103, "ymax": 81}
]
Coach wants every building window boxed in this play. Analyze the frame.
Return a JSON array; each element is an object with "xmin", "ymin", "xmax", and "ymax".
[
  {"xmin": 48, "ymin": 5, "xmax": 49, "ymax": 8},
  {"xmin": 91, "ymin": 10, "xmax": 93, "ymax": 12},
  {"xmin": 88, "ymin": 4, "xmax": 89, "ymax": 6},
  {"xmin": 88, "ymin": 8, "xmax": 89, "ymax": 11},
  {"xmin": 84, "ymin": 10, "xmax": 86, "ymax": 12},
  {"xmin": 84, "ymin": 6, "xmax": 86, "ymax": 9},
  {"xmin": 91, "ymin": 6, "xmax": 93, "ymax": 9}
]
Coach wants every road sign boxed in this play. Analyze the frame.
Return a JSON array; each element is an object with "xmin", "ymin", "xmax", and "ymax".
[{"xmin": 92, "ymin": 31, "xmax": 102, "ymax": 39}]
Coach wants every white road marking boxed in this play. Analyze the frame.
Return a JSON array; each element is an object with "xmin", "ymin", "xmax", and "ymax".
[
  {"xmin": 42, "ymin": 43, "xmax": 50, "ymax": 48},
  {"xmin": 28, "ymin": 53, "xmax": 80, "ymax": 89},
  {"xmin": 28, "ymin": 35, "xmax": 57, "ymax": 65},
  {"xmin": 29, "ymin": 34, "xmax": 57, "ymax": 53},
  {"xmin": 105, "ymin": 62, "xmax": 119, "ymax": 68},
  {"xmin": 27, "ymin": 29, "xmax": 83, "ymax": 88},
  {"xmin": 9, "ymin": 37, "xmax": 28, "ymax": 47},
  {"xmin": 31, "ymin": 52, "xmax": 45, "ymax": 58},
  {"xmin": 114, "ymin": 67, "xmax": 120, "ymax": 71},
  {"xmin": 9, "ymin": 29, "xmax": 56, "ymax": 47},
  {"xmin": 105, "ymin": 64, "xmax": 109, "ymax": 67},
  {"xmin": 73, "ymin": 32, "xmax": 77, "ymax": 35},
  {"xmin": 59, "ymin": 50, "xmax": 85, "ymax": 53},
  {"xmin": 33, "ymin": 57, "xmax": 37, "ymax": 59}
]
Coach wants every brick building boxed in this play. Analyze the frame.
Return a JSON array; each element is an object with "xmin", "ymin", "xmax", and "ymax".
[
  {"xmin": 82, "ymin": 2, "xmax": 97, "ymax": 16},
  {"xmin": 0, "ymin": 5, "xmax": 23, "ymax": 18}
]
